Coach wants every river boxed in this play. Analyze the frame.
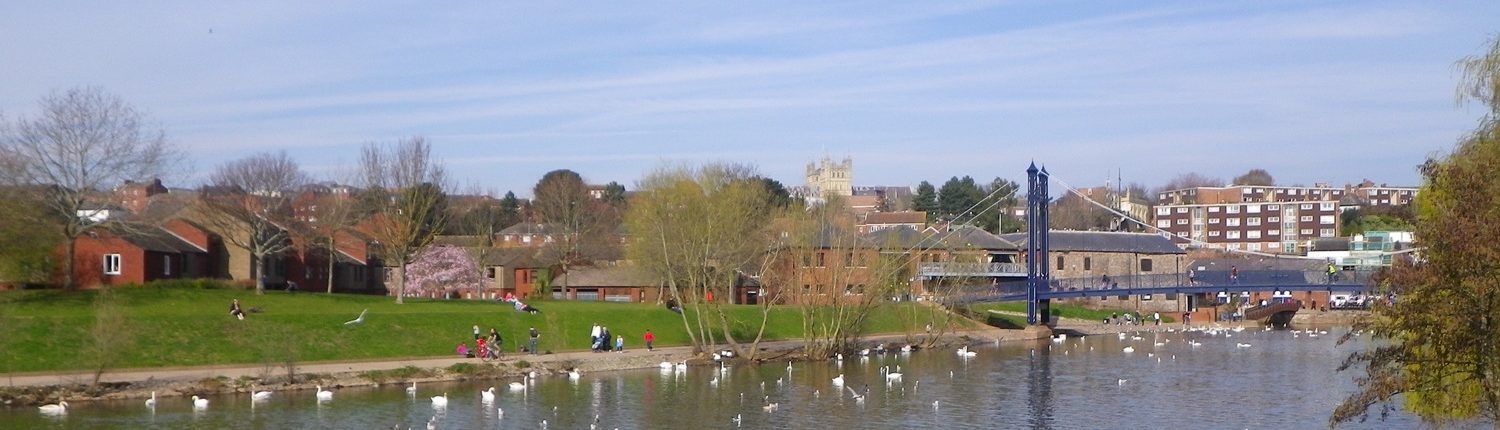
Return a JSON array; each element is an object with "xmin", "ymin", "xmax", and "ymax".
[{"xmin": 0, "ymin": 325, "xmax": 1448, "ymax": 429}]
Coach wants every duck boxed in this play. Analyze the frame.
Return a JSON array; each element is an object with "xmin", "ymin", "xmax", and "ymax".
[
  {"xmin": 481, "ymin": 387, "xmax": 495, "ymax": 402},
  {"xmin": 192, "ymin": 395, "xmax": 210, "ymax": 409},
  {"xmin": 431, "ymin": 393, "xmax": 449, "ymax": 407},
  {"xmin": 252, "ymin": 390, "xmax": 273, "ymax": 401},
  {"xmin": 406, "ymin": 382, "xmax": 417, "ymax": 396},
  {"xmin": 316, "ymin": 385, "xmax": 334, "ymax": 402},
  {"xmin": 144, "ymin": 392, "xmax": 157, "ymax": 409},
  {"xmin": 38, "ymin": 401, "xmax": 68, "ymax": 414}
]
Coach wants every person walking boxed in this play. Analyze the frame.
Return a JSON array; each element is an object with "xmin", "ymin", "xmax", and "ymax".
[
  {"xmin": 643, "ymin": 329, "xmax": 656, "ymax": 351},
  {"xmin": 1188, "ymin": 269, "xmax": 1196, "ymax": 285},
  {"xmin": 1153, "ymin": 312, "xmax": 1161, "ymax": 326},
  {"xmin": 1230, "ymin": 266, "xmax": 1239, "ymax": 285},
  {"xmin": 528, "ymin": 327, "xmax": 540, "ymax": 355},
  {"xmin": 1326, "ymin": 262, "xmax": 1337, "ymax": 284}
]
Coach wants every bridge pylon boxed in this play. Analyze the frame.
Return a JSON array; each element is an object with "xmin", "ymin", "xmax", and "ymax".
[{"xmin": 1025, "ymin": 164, "xmax": 1051, "ymax": 326}]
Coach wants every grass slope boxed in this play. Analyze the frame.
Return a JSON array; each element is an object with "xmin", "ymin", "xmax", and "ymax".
[{"xmin": 0, "ymin": 285, "xmax": 961, "ymax": 373}]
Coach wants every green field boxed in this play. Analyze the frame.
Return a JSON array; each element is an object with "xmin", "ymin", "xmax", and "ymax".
[
  {"xmin": 0, "ymin": 282, "xmax": 962, "ymax": 373},
  {"xmin": 969, "ymin": 302, "xmax": 1176, "ymax": 324}
]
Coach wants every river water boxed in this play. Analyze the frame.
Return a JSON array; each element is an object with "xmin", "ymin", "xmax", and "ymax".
[{"xmin": 1, "ymin": 326, "xmax": 1449, "ymax": 429}]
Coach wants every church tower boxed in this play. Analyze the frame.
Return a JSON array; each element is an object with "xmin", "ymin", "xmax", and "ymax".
[{"xmin": 805, "ymin": 155, "xmax": 853, "ymax": 197}]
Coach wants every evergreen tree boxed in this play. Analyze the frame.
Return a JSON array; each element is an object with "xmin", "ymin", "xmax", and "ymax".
[{"xmin": 912, "ymin": 181, "xmax": 937, "ymax": 219}]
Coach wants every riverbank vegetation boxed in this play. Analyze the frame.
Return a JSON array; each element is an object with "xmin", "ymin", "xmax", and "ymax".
[
  {"xmin": 1332, "ymin": 36, "xmax": 1500, "ymax": 426},
  {"xmin": 969, "ymin": 302, "xmax": 1177, "ymax": 324},
  {"xmin": 0, "ymin": 282, "xmax": 961, "ymax": 374}
]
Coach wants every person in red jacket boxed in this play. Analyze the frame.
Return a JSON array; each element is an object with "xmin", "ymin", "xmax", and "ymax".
[{"xmin": 643, "ymin": 330, "xmax": 656, "ymax": 351}]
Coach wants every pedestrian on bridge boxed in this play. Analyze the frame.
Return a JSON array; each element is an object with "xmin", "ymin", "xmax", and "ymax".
[
  {"xmin": 1326, "ymin": 262, "xmax": 1337, "ymax": 284},
  {"xmin": 1230, "ymin": 266, "xmax": 1239, "ymax": 284}
]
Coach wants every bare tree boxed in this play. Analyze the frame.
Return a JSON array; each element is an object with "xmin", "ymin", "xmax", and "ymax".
[
  {"xmin": 625, "ymin": 162, "xmax": 773, "ymax": 355},
  {"xmin": 0, "ymin": 87, "xmax": 176, "ymax": 289},
  {"xmin": 1230, "ymin": 169, "xmax": 1275, "ymax": 186},
  {"xmin": 196, "ymin": 151, "xmax": 309, "ymax": 294},
  {"xmin": 358, "ymin": 137, "xmax": 448, "ymax": 304},
  {"xmin": 1158, "ymin": 172, "xmax": 1223, "ymax": 193},
  {"xmin": 532, "ymin": 169, "xmax": 619, "ymax": 276},
  {"xmin": 299, "ymin": 181, "xmax": 365, "ymax": 294}
]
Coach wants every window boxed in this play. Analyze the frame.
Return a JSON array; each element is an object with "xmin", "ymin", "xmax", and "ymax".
[
  {"xmin": 1084, "ymin": 257, "xmax": 1092, "ymax": 271},
  {"xmin": 1140, "ymin": 258, "xmax": 1153, "ymax": 272},
  {"xmin": 1156, "ymin": 219, "xmax": 1171, "ymax": 228},
  {"xmin": 1319, "ymin": 215, "xmax": 1335, "ymax": 225},
  {"xmin": 1300, "ymin": 204, "xmax": 1314, "ymax": 210},
  {"xmin": 816, "ymin": 253, "xmax": 825, "ymax": 267},
  {"xmin": 1247, "ymin": 217, "xmax": 1261, "ymax": 226},
  {"xmin": 1248, "ymin": 243, "xmax": 1261, "ymax": 251},
  {"xmin": 1246, "ymin": 204, "xmax": 1261, "ymax": 214},
  {"xmin": 1268, "ymin": 230, "xmax": 1279, "ymax": 236},
  {"xmin": 1227, "ymin": 231, "xmax": 1241, "ymax": 239},
  {"xmin": 1176, "ymin": 219, "xmax": 1187, "ymax": 225},
  {"xmin": 1209, "ymin": 218, "xmax": 1220, "ymax": 224},
  {"xmin": 1226, "ymin": 218, "xmax": 1240, "ymax": 227},
  {"xmin": 1156, "ymin": 207, "xmax": 1171, "ymax": 216},
  {"xmin": 1208, "ymin": 207, "xmax": 1221, "ymax": 213},
  {"xmin": 1226, "ymin": 205, "xmax": 1240, "ymax": 214},
  {"xmin": 801, "ymin": 253, "xmax": 813, "ymax": 267},
  {"xmin": 1268, "ymin": 217, "xmax": 1279, "ymax": 223},
  {"xmin": 1267, "ymin": 205, "xmax": 1280, "ymax": 210},
  {"xmin": 845, "ymin": 252, "xmax": 855, "ymax": 268},
  {"xmin": 164, "ymin": 255, "xmax": 172, "ymax": 276},
  {"xmin": 486, "ymin": 267, "xmax": 497, "ymax": 279},
  {"xmin": 1301, "ymin": 229, "xmax": 1314, "ymax": 235},
  {"xmin": 1247, "ymin": 230, "xmax": 1261, "ymax": 239},
  {"xmin": 1300, "ymin": 216, "xmax": 1313, "ymax": 222},
  {"xmin": 1320, "ymin": 202, "xmax": 1335, "ymax": 211},
  {"xmin": 1320, "ymin": 229, "xmax": 1335, "ymax": 237},
  {"xmin": 1176, "ymin": 207, "xmax": 1188, "ymax": 213},
  {"xmin": 1056, "ymin": 256, "xmax": 1065, "ymax": 269},
  {"xmin": 103, "ymin": 254, "xmax": 122, "ymax": 275},
  {"xmin": 1209, "ymin": 231, "xmax": 1221, "ymax": 237},
  {"xmin": 1141, "ymin": 294, "xmax": 1153, "ymax": 301}
]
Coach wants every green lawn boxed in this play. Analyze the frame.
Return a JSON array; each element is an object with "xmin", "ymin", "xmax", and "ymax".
[
  {"xmin": 0, "ymin": 283, "xmax": 961, "ymax": 373},
  {"xmin": 969, "ymin": 302, "xmax": 1175, "ymax": 324}
]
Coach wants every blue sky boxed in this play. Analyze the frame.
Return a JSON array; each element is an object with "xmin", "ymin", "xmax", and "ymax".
[{"xmin": 2, "ymin": 1, "xmax": 1496, "ymax": 196}]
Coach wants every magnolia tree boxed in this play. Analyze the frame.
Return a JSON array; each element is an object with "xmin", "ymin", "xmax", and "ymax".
[{"xmin": 399, "ymin": 245, "xmax": 482, "ymax": 298}]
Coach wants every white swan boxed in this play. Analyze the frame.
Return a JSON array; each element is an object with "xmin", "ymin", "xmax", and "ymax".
[
  {"xmin": 509, "ymin": 381, "xmax": 526, "ymax": 391},
  {"xmin": 1118, "ymin": 378, "xmax": 1128, "ymax": 385},
  {"xmin": 481, "ymin": 387, "xmax": 495, "ymax": 402},
  {"xmin": 832, "ymin": 374, "xmax": 845, "ymax": 386},
  {"xmin": 316, "ymin": 385, "xmax": 334, "ymax": 402},
  {"xmin": 1122, "ymin": 346, "xmax": 1135, "ymax": 353},
  {"xmin": 568, "ymin": 369, "xmax": 582, "ymax": 380},
  {"xmin": 406, "ymin": 382, "xmax": 417, "ymax": 396},
  {"xmin": 1236, "ymin": 343, "xmax": 1253, "ymax": 348},
  {"xmin": 145, "ymin": 392, "xmax": 157, "ymax": 409},
  {"xmin": 252, "ymin": 390, "xmax": 273, "ymax": 401},
  {"xmin": 675, "ymin": 362, "xmax": 688, "ymax": 371},
  {"xmin": 192, "ymin": 395, "xmax": 209, "ymax": 409},
  {"xmin": 343, "ymin": 308, "xmax": 368, "ymax": 326},
  {"xmin": 659, "ymin": 361, "xmax": 673, "ymax": 369},
  {"xmin": 885, "ymin": 372, "xmax": 903, "ymax": 382},
  {"xmin": 38, "ymin": 401, "xmax": 68, "ymax": 414},
  {"xmin": 431, "ymin": 393, "xmax": 449, "ymax": 408}
]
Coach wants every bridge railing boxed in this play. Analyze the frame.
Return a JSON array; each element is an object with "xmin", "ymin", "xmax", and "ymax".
[
  {"xmin": 918, "ymin": 262, "xmax": 1027, "ymax": 277},
  {"xmin": 937, "ymin": 268, "xmax": 1379, "ymax": 303}
]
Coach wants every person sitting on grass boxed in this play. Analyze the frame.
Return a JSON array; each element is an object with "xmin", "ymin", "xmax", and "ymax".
[
  {"xmin": 230, "ymin": 299, "xmax": 246, "ymax": 320},
  {"xmin": 456, "ymin": 342, "xmax": 471, "ymax": 358}
]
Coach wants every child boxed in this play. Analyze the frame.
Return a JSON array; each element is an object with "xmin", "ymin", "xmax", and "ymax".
[
  {"xmin": 643, "ymin": 330, "xmax": 655, "ymax": 351},
  {"xmin": 477, "ymin": 338, "xmax": 489, "ymax": 359},
  {"xmin": 457, "ymin": 343, "xmax": 471, "ymax": 358},
  {"xmin": 615, "ymin": 335, "xmax": 624, "ymax": 352}
]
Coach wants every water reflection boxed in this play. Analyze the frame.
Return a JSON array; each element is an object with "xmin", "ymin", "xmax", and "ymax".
[{"xmin": 0, "ymin": 327, "xmax": 1437, "ymax": 429}]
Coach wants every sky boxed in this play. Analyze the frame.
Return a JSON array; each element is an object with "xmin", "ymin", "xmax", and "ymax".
[{"xmin": 2, "ymin": 1, "xmax": 1497, "ymax": 197}]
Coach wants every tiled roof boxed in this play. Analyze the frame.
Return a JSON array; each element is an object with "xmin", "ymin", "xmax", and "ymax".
[
  {"xmin": 998, "ymin": 231, "xmax": 1185, "ymax": 254},
  {"xmin": 864, "ymin": 225, "xmax": 1016, "ymax": 250},
  {"xmin": 553, "ymin": 266, "xmax": 661, "ymax": 288},
  {"xmin": 113, "ymin": 227, "xmax": 206, "ymax": 254},
  {"xmin": 862, "ymin": 211, "xmax": 926, "ymax": 225}
]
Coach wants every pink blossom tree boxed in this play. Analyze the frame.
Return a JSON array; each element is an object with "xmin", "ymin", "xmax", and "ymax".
[{"xmin": 400, "ymin": 245, "xmax": 482, "ymax": 298}]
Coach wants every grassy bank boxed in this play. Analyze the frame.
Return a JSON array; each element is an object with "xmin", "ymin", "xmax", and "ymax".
[
  {"xmin": 969, "ymin": 302, "xmax": 1176, "ymax": 324},
  {"xmin": 0, "ymin": 284, "xmax": 962, "ymax": 373}
]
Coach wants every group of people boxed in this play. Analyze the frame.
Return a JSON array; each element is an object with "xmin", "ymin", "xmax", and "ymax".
[
  {"xmin": 590, "ymin": 323, "xmax": 622, "ymax": 353},
  {"xmin": 498, "ymin": 292, "xmax": 540, "ymax": 314},
  {"xmin": 1105, "ymin": 312, "xmax": 1163, "ymax": 326},
  {"xmin": 456, "ymin": 325, "xmax": 506, "ymax": 358}
]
